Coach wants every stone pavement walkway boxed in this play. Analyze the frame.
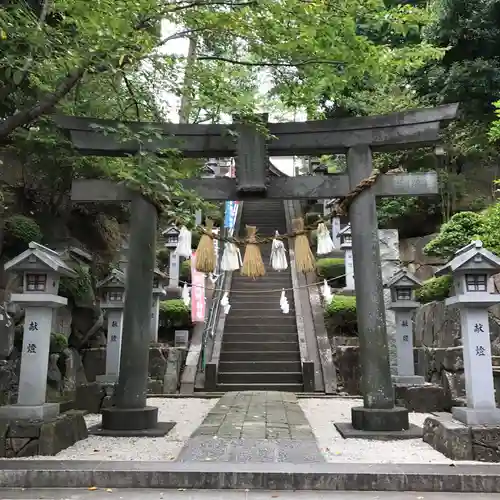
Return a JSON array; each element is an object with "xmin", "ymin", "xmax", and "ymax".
[{"xmin": 176, "ymin": 391, "xmax": 324, "ymax": 463}]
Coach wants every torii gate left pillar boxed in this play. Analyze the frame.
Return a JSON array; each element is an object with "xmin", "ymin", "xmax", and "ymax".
[{"xmin": 71, "ymin": 185, "xmax": 174, "ymax": 436}]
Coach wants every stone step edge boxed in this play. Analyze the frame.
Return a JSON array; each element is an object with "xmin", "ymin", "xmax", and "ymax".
[{"xmin": 1, "ymin": 461, "xmax": 500, "ymax": 492}]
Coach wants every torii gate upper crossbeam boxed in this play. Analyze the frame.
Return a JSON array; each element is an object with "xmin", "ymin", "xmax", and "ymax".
[{"xmin": 54, "ymin": 103, "xmax": 458, "ymax": 157}]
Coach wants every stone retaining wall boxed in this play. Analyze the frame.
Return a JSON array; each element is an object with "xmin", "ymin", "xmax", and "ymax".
[
  {"xmin": 0, "ymin": 345, "xmax": 187, "ymax": 415},
  {"xmin": 0, "ymin": 410, "xmax": 87, "ymax": 458},
  {"xmin": 414, "ymin": 300, "xmax": 500, "ymax": 404}
]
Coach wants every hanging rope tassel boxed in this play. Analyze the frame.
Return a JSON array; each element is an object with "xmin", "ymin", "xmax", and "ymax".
[
  {"xmin": 240, "ymin": 225, "xmax": 266, "ymax": 278},
  {"xmin": 292, "ymin": 218, "xmax": 315, "ymax": 273},
  {"xmin": 270, "ymin": 231, "xmax": 288, "ymax": 272},
  {"xmin": 176, "ymin": 226, "xmax": 192, "ymax": 258},
  {"xmin": 316, "ymin": 222, "xmax": 335, "ymax": 256},
  {"xmin": 195, "ymin": 219, "xmax": 216, "ymax": 273},
  {"xmin": 221, "ymin": 242, "xmax": 242, "ymax": 272},
  {"xmin": 181, "ymin": 283, "xmax": 191, "ymax": 306}
]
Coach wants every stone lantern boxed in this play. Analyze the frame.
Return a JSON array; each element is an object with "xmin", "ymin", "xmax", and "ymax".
[
  {"xmin": 0, "ymin": 242, "xmax": 76, "ymax": 420},
  {"xmin": 436, "ymin": 240, "xmax": 500, "ymax": 425},
  {"xmin": 339, "ymin": 224, "xmax": 354, "ymax": 291},
  {"xmin": 386, "ymin": 268, "xmax": 424, "ymax": 385},
  {"xmin": 162, "ymin": 226, "xmax": 181, "ymax": 291},
  {"xmin": 151, "ymin": 268, "xmax": 167, "ymax": 342},
  {"xmin": 96, "ymin": 268, "xmax": 126, "ymax": 384}
]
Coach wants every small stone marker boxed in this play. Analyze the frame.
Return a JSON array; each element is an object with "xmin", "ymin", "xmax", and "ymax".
[
  {"xmin": 339, "ymin": 224, "xmax": 354, "ymax": 290},
  {"xmin": 0, "ymin": 242, "xmax": 77, "ymax": 420},
  {"xmin": 151, "ymin": 269, "xmax": 167, "ymax": 342},
  {"xmin": 386, "ymin": 268, "xmax": 424, "ymax": 385},
  {"xmin": 436, "ymin": 240, "xmax": 500, "ymax": 425},
  {"xmin": 163, "ymin": 226, "xmax": 181, "ymax": 290},
  {"xmin": 96, "ymin": 269, "xmax": 126, "ymax": 384},
  {"xmin": 175, "ymin": 330, "xmax": 189, "ymax": 349}
]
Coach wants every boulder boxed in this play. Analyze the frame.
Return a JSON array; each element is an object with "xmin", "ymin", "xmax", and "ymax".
[
  {"xmin": 75, "ymin": 382, "xmax": 106, "ymax": 414},
  {"xmin": 148, "ymin": 346, "xmax": 167, "ymax": 380},
  {"xmin": 395, "ymin": 384, "xmax": 451, "ymax": 413},
  {"xmin": 0, "ymin": 358, "xmax": 19, "ymax": 405},
  {"xmin": 0, "ymin": 411, "xmax": 88, "ymax": 458},
  {"xmin": 334, "ymin": 346, "xmax": 361, "ymax": 395}
]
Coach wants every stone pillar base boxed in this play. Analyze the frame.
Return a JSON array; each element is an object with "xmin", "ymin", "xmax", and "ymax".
[
  {"xmin": 452, "ymin": 406, "xmax": 500, "ymax": 426},
  {"xmin": 333, "ymin": 405, "xmax": 423, "ymax": 440},
  {"xmin": 424, "ymin": 412, "xmax": 500, "ymax": 462},
  {"xmin": 392, "ymin": 375, "xmax": 425, "ymax": 386},
  {"xmin": 0, "ymin": 402, "xmax": 59, "ymax": 421},
  {"xmin": 351, "ymin": 405, "xmax": 409, "ymax": 431},
  {"xmin": 96, "ymin": 374, "xmax": 118, "ymax": 385},
  {"xmin": 90, "ymin": 406, "xmax": 175, "ymax": 437}
]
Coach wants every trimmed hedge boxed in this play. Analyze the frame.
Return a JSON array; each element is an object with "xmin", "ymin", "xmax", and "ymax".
[
  {"xmin": 316, "ymin": 258, "xmax": 344, "ymax": 279},
  {"xmin": 316, "ymin": 257, "xmax": 345, "ymax": 287},
  {"xmin": 159, "ymin": 299, "xmax": 191, "ymax": 329},
  {"xmin": 415, "ymin": 275, "xmax": 452, "ymax": 304},
  {"xmin": 324, "ymin": 294, "xmax": 357, "ymax": 336}
]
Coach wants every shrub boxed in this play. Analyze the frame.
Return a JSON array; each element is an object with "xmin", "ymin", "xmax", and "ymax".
[
  {"xmin": 59, "ymin": 264, "xmax": 93, "ymax": 303},
  {"xmin": 316, "ymin": 258, "xmax": 345, "ymax": 279},
  {"xmin": 424, "ymin": 212, "xmax": 484, "ymax": 258},
  {"xmin": 316, "ymin": 258, "xmax": 345, "ymax": 287},
  {"xmin": 324, "ymin": 295, "xmax": 357, "ymax": 336},
  {"xmin": 305, "ymin": 211, "xmax": 322, "ymax": 227},
  {"xmin": 159, "ymin": 299, "xmax": 191, "ymax": 329},
  {"xmin": 415, "ymin": 275, "xmax": 452, "ymax": 304},
  {"xmin": 50, "ymin": 333, "xmax": 68, "ymax": 353},
  {"xmin": 156, "ymin": 248, "xmax": 170, "ymax": 268},
  {"xmin": 4, "ymin": 215, "xmax": 42, "ymax": 254},
  {"xmin": 478, "ymin": 202, "xmax": 500, "ymax": 256}
]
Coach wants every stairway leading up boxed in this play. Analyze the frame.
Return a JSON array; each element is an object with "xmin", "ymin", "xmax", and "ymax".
[{"xmin": 216, "ymin": 199, "xmax": 304, "ymax": 392}]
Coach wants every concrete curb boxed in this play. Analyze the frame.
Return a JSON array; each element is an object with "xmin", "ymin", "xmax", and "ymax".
[{"xmin": 1, "ymin": 461, "xmax": 500, "ymax": 492}]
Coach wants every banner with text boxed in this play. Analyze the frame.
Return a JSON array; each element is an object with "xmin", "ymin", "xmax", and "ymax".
[
  {"xmin": 191, "ymin": 252, "xmax": 206, "ymax": 323},
  {"xmin": 224, "ymin": 201, "xmax": 239, "ymax": 236}
]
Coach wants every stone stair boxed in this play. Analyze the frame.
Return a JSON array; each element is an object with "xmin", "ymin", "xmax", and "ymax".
[{"xmin": 217, "ymin": 200, "xmax": 304, "ymax": 392}]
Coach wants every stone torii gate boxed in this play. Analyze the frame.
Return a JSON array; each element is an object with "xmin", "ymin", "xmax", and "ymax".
[{"xmin": 57, "ymin": 104, "xmax": 458, "ymax": 437}]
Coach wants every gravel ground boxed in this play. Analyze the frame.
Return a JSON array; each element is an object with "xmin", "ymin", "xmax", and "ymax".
[
  {"xmin": 299, "ymin": 398, "xmax": 454, "ymax": 464},
  {"xmin": 1, "ymin": 398, "xmax": 218, "ymax": 461}
]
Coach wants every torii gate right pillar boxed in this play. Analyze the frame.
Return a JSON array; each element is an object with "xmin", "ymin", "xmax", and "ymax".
[{"xmin": 345, "ymin": 145, "xmax": 409, "ymax": 433}]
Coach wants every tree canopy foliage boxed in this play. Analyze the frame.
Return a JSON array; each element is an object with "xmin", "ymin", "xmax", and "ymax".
[{"xmin": 1, "ymin": 0, "xmax": 500, "ymax": 247}]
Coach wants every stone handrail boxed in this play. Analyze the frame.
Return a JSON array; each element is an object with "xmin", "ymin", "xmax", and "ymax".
[
  {"xmin": 283, "ymin": 199, "xmax": 315, "ymax": 392},
  {"xmin": 204, "ymin": 201, "xmax": 243, "ymax": 391}
]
